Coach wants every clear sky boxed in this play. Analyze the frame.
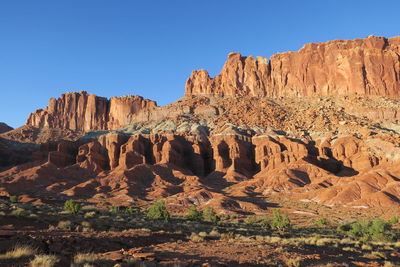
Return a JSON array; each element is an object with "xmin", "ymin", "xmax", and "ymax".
[{"xmin": 0, "ymin": 0, "xmax": 399, "ymax": 128}]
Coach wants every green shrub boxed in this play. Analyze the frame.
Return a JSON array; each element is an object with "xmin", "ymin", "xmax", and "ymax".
[
  {"xmin": 270, "ymin": 210, "xmax": 291, "ymax": 232},
  {"xmin": 109, "ymin": 206, "xmax": 121, "ymax": 213},
  {"xmin": 203, "ymin": 207, "xmax": 219, "ymax": 223},
  {"xmin": 146, "ymin": 200, "xmax": 170, "ymax": 220},
  {"xmin": 11, "ymin": 208, "xmax": 26, "ymax": 216},
  {"xmin": 64, "ymin": 200, "xmax": 81, "ymax": 214},
  {"xmin": 185, "ymin": 205, "xmax": 203, "ymax": 221},
  {"xmin": 203, "ymin": 208, "xmax": 215, "ymax": 223},
  {"xmin": 314, "ymin": 217, "xmax": 328, "ymax": 227},
  {"xmin": 9, "ymin": 195, "xmax": 19, "ymax": 203},
  {"xmin": 259, "ymin": 216, "xmax": 272, "ymax": 229},
  {"xmin": 338, "ymin": 218, "xmax": 396, "ymax": 242},
  {"xmin": 125, "ymin": 206, "xmax": 139, "ymax": 215},
  {"xmin": 389, "ymin": 216, "xmax": 399, "ymax": 224}
]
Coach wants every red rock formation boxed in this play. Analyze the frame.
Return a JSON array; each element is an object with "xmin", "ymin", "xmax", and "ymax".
[
  {"xmin": 26, "ymin": 91, "xmax": 157, "ymax": 131},
  {"xmin": 253, "ymin": 136, "xmax": 308, "ymax": 171},
  {"xmin": 210, "ymin": 135, "xmax": 254, "ymax": 176},
  {"xmin": 76, "ymin": 141, "xmax": 109, "ymax": 173},
  {"xmin": 186, "ymin": 36, "xmax": 400, "ymax": 98},
  {"xmin": 48, "ymin": 141, "xmax": 77, "ymax": 168}
]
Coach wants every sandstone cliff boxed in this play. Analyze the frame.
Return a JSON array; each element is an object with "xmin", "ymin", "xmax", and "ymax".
[
  {"xmin": 26, "ymin": 91, "xmax": 157, "ymax": 131},
  {"xmin": 186, "ymin": 36, "xmax": 400, "ymax": 98}
]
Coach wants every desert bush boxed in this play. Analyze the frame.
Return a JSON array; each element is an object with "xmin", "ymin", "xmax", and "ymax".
[
  {"xmin": 30, "ymin": 254, "xmax": 59, "ymax": 267},
  {"xmin": 84, "ymin": 211, "xmax": 97, "ymax": 218},
  {"xmin": 57, "ymin": 220, "xmax": 73, "ymax": 230},
  {"xmin": 208, "ymin": 229, "xmax": 220, "ymax": 237},
  {"xmin": 146, "ymin": 200, "xmax": 170, "ymax": 220},
  {"xmin": 389, "ymin": 216, "xmax": 399, "ymax": 224},
  {"xmin": 109, "ymin": 206, "xmax": 122, "ymax": 213},
  {"xmin": 64, "ymin": 199, "xmax": 81, "ymax": 214},
  {"xmin": 270, "ymin": 210, "xmax": 291, "ymax": 232},
  {"xmin": 259, "ymin": 216, "xmax": 272, "ymax": 229},
  {"xmin": 338, "ymin": 218, "xmax": 396, "ymax": 242},
  {"xmin": 80, "ymin": 221, "xmax": 94, "ymax": 232},
  {"xmin": 0, "ymin": 244, "xmax": 36, "ymax": 259},
  {"xmin": 220, "ymin": 231, "xmax": 235, "ymax": 241},
  {"xmin": 189, "ymin": 232, "xmax": 204, "ymax": 242},
  {"xmin": 285, "ymin": 256, "xmax": 302, "ymax": 267},
  {"xmin": 9, "ymin": 195, "xmax": 19, "ymax": 203},
  {"xmin": 314, "ymin": 217, "xmax": 328, "ymax": 227},
  {"xmin": 245, "ymin": 216, "xmax": 259, "ymax": 225},
  {"xmin": 203, "ymin": 207, "xmax": 219, "ymax": 223},
  {"xmin": 125, "ymin": 206, "xmax": 138, "ymax": 215},
  {"xmin": 185, "ymin": 205, "xmax": 203, "ymax": 221},
  {"xmin": 11, "ymin": 207, "xmax": 26, "ymax": 216}
]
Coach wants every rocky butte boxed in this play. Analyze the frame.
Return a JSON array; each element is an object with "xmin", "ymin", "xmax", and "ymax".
[
  {"xmin": 26, "ymin": 91, "xmax": 157, "ymax": 132},
  {"xmin": 1, "ymin": 35, "xmax": 400, "ymax": 213}
]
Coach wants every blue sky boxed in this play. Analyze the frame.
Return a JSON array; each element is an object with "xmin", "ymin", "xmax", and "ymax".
[{"xmin": 0, "ymin": 1, "xmax": 399, "ymax": 128}]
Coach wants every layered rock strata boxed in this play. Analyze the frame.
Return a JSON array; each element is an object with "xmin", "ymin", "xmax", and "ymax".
[
  {"xmin": 186, "ymin": 36, "xmax": 400, "ymax": 98},
  {"xmin": 26, "ymin": 91, "xmax": 157, "ymax": 131}
]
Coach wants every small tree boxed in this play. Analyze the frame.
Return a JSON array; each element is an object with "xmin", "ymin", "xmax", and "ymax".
[
  {"xmin": 64, "ymin": 199, "xmax": 81, "ymax": 214},
  {"xmin": 146, "ymin": 200, "xmax": 170, "ymax": 220},
  {"xmin": 185, "ymin": 205, "xmax": 203, "ymax": 221},
  {"xmin": 271, "ymin": 210, "xmax": 291, "ymax": 232},
  {"xmin": 203, "ymin": 207, "xmax": 219, "ymax": 223}
]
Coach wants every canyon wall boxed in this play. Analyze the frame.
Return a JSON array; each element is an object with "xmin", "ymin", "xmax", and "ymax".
[
  {"xmin": 185, "ymin": 36, "xmax": 400, "ymax": 98},
  {"xmin": 26, "ymin": 91, "xmax": 157, "ymax": 131}
]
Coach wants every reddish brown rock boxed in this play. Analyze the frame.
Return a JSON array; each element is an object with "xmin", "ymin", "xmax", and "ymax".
[
  {"xmin": 47, "ymin": 141, "xmax": 77, "ymax": 168},
  {"xmin": 253, "ymin": 136, "xmax": 308, "ymax": 171},
  {"xmin": 210, "ymin": 135, "xmax": 254, "ymax": 176},
  {"xmin": 26, "ymin": 91, "xmax": 156, "ymax": 131},
  {"xmin": 77, "ymin": 141, "xmax": 109, "ymax": 173},
  {"xmin": 186, "ymin": 36, "xmax": 400, "ymax": 98},
  {"xmin": 98, "ymin": 133, "xmax": 130, "ymax": 169}
]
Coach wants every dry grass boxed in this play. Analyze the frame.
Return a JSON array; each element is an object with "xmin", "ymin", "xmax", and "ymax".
[
  {"xmin": 285, "ymin": 256, "xmax": 302, "ymax": 267},
  {"xmin": 0, "ymin": 244, "xmax": 36, "ymax": 260},
  {"xmin": 30, "ymin": 254, "xmax": 59, "ymax": 267},
  {"xmin": 73, "ymin": 253, "xmax": 98, "ymax": 264},
  {"xmin": 71, "ymin": 253, "xmax": 113, "ymax": 267}
]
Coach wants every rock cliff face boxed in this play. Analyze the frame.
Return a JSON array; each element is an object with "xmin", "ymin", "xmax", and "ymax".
[
  {"xmin": 186, "ymin": 36, "xmax": 400, "ymax": 98},
  {"xmin": 26, "ymin": 91, "xmax": 157, "ymax": 131}
]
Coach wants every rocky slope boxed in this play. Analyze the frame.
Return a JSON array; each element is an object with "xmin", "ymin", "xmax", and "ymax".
[
  {"xmin": 186, "ymin": 36, "xmax": 400, "ymax": 98},
  {"xmin": 26, "ymin": 91, "xmax": 157, "ymax": 132},
  {"xmin": 1, "ymin": 35, "xmax": 400, "ymax": 213},
  {"xmin": 0, "ymin": 123, "xmax": 13, "ymax": 134}
]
